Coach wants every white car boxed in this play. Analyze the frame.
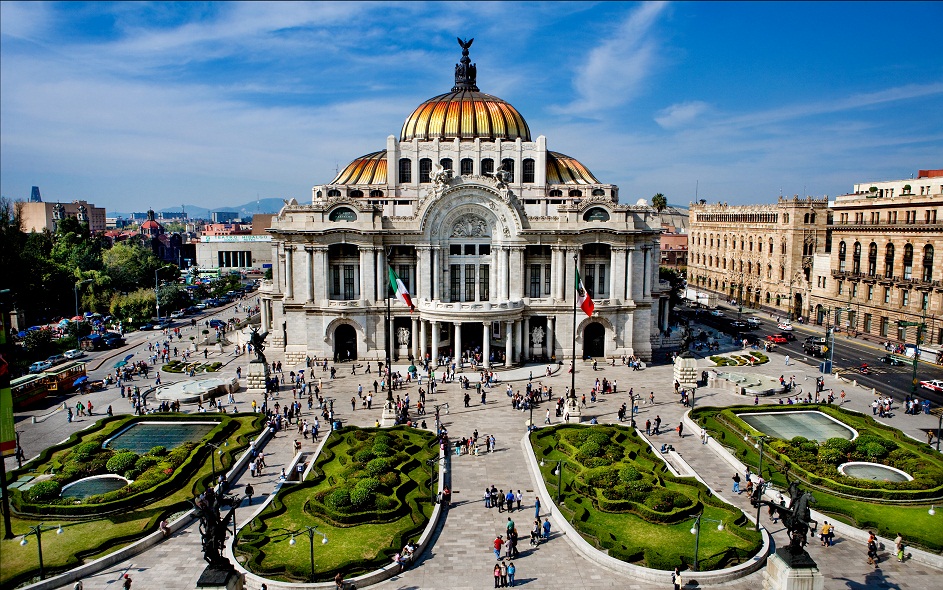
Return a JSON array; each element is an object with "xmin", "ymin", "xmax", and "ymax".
[
  {"xmin": 777, "ymin": 322, "xmax": 794, "ymax": 331},
  {"xmin": 170, "ymin": 310, "xmax": 186, "ymax": 318},
  {"xmin": 63, "ymin": 349, "xmax": 85, "ymax": 359},
  {"xmin": 920, "ymin": 379, "xmax": 943, "ymax": 393},
  {"xmin": 746, "ymin": 318, "xmax": 762, "ymax": 327},
  {"xmin": 28, "ymin": 360, "xmax": 53, "ymax": 373},
  {"xmin": 195, "ymin": 303, "xmax": 208, "ymax": 310},
  {"xmin": 710, "ymin": 310, "xmax": 724, "ymax": 317}
]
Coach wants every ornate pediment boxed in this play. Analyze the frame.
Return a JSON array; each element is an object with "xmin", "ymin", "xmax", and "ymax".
[{"xmin": 450, "ymin": 214, "xmax": 490, "ymax": 238}]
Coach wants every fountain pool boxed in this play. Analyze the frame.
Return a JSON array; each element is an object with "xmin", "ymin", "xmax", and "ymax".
[
  {"xmin": 103, "ymin": 421, "xmax": 217, "ymax": 454},
  {"xmin": 737, "ymin": 411, "xmax": 856, "ymax": 443}
]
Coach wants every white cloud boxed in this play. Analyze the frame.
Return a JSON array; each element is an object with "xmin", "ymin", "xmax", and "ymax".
[
  {"xmin": 654, "ymin": 100, "xmax": 710, "ymax": 129},
  {"xmin": 554, "ymin": 1, "xmax": 668, "ymax": 115}
]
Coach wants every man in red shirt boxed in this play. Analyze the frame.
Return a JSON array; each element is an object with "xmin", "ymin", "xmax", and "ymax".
[{"xmin": 493, "ymin": 535, "xmax": 504, "ymax": 560}]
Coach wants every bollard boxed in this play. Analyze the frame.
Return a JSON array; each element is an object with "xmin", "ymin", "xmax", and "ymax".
[
  {"xmin": 853, "ymin": 380, "xmax": 857, "ymax": 388},
  {"xmin": 872, "ymin": 387, "xmax": 876, "ymax": 396},
  {"xmin": 32, "ymin": 416, "xmax": 37, "ymax": 424}
]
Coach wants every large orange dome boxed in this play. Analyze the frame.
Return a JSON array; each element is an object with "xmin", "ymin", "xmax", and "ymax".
[{"xmin": 400, "ymin": 90, "xmax": 531, "ymax": 142}]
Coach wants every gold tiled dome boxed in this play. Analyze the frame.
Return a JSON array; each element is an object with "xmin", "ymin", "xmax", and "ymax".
[
  {"xmin": 331, "ymin": 150, "xmax": 387, "ymax": 185},
  {"xmin": 400, "ymin": 90, "xmax": 531, "ymax": 142},
  {"xmin": 546, "ymin": 151, "xmax": 599, "ymax": 185}
]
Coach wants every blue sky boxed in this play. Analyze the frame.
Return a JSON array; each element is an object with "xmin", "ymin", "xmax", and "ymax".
[{"xmin": 2, "ymin": 1, "xmax": 941, "ymax": 212}]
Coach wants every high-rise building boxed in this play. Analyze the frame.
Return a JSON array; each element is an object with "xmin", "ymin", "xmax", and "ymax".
[{"xmin": 29, "ymin": 186, "xmax": 42, "ymax": 202}]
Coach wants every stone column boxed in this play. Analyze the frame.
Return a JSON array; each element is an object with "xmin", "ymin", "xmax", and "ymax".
[
  {"xmin": 271, "ymin": 243, "xmax": 281, "ymax": 293},
  {"xmin": 483, "ymin": 322, "xmax": 491, "ymax": 369},
  {"xmin": 419, "ymin": 320, "xmax": 428, "ymax": 362},
  {"xmin": 360, "ymin": 246, "xmax": 375, "ymax": 304},
  {"xmin": 454, "ymin": 322, "xmax": 462, "ymax": 367},
  {"xmin": 418, "ymin": 247, "xmax": 432, "ymax": 300},
  {"xmin": 505, "ymin": 320, "xmax": 513, "ymax": 366},
  {"xmin": 512, "ymin": 320, "xmax": 520, "ymax": 363},
  {"xmin": 284, "ymin": 245, "xmax": 294, "ymax": 300},
  {"xmin": 643, "ymin": 248, "xmax": 652, "ymax": 299},
  {"xmin": 313, "ymin": 247, "xmax": 329, "ymax": 302},
  {"xmin": 610, "ymin": 247, "xmax": 625, "ymax": 300},
  {"xmin": 565, "ymin": 248, "xmax": 579, "ymax": 302},
  {"xmin": 411, "ymin": 317, "xmax": 419, "ymax": 361},
  {"xmin": 377, "ymin": 248, "xmax": 387, "ymax": 302},
  {"xmin": 522, "ymin": 317, "xmax": 530, "ymax": 360},
  {"xmin": 551, "ymin": 247, "xmax": 563, "ymax": 300},
  {"xmin": 626, "ymin": 247, "xmax": 637, "ymax": 301},
  {"xmin": 501, "ymin": 248, "xmax": 511, "ymax": 301},
  {"xmin": 547, "ymin": 316, "xmax": 555, "ymax": 360},
  {"xmin": 431, "ymin": 321, "xmax": 439, "ymax": 366},
  {"xmin": 261, "ymin": 298, "xmax": 270, "ymax": 332},
  {"xmin": 510, "ymin": 247, "xmax": 525, "ymax": 300},
  {"xmin": 431, "ymin": 248, "xmax": 440, "ymax": 301},
  {"xmin": 305, "ymin": 246, "xmax": 315, "ymax": 303}
]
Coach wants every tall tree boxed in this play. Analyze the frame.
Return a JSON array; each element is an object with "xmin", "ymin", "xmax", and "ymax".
[{"xmin": 651, "ymin": 193, "xmax": 668, "ymax": 212}]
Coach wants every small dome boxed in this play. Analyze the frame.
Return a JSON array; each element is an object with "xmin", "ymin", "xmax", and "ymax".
[
  {"xmin": 636, "ymin": 198, "xmax": 649, "ymax": 206},
  {"xmin": 546, "ymin": 152, "xmax": 599, "ymax": 185},
  {"xmin": 331, "ymin": 150, "xmax": 388, "ymax": 185},
  {"xmin": 401, "ymin": 90, "xmax": 531, "ymax": 142}
]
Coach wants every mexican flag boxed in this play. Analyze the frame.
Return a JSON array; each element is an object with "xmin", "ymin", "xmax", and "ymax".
[
  {"xmin": 388, "ymin": 266, "xmax": 415, "ymax": 311},
  {"xmin": 575, "ymin": 269, "xmax": 594, "ymax": 317}
]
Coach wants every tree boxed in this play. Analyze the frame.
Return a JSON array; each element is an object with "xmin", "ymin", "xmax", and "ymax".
[
  {"xmin": 109, "ymin": 288, "xmax": 157, "ymax": 324},
  {"xmin": 651, "ymin": 193, "xmax": 668, "ymax": 212},
  {"xmin": 103, "ymin": 243, "xmax": 163, "ymax": 293},
  {"xmin": 157, "ymin": 283, "xmax": 191, "ymax": 313}
]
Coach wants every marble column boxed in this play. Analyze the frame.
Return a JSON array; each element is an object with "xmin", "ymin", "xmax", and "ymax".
[
  {"xmin": 501, "ymin": 248, "xmax": 511, "ymax": 301},
  {"xmin": 483, "ymin": 322, "xmax": 491, "ymax": 369},
  {"xmin": 305, "ymin": 246, "xmax": 315, "ymax": 303},
  {"xmin": 376, "ymin": 248, "xmax": 387, "ymax": 302},
  {"xmin": 419, "ymin": 320, "xmax": 428, "ymax": 363},
  {"xmin": 431, "ymin": 248, "xmax": 440, "ymax": 301},
  {"xmin": 626, "ymin": 247, "xmax": 637, "ymax": 301},
  {"xmin": 360, "ymin": 246, "xmax": 375, "ymax": 304},
  {"xmin": 546, "ymin": 316, "xmax": 555, "ymax": 360},
  {"xmin": 418, "ymin": 247, "xmax": 432, "ymax": 300},
  {"xmin": 643, "ymin": 248, "xmax": 651, "ymax": 299},
  {"xmin": 431, "ymin": 321, "xmax": 439, "ymax": 366},
  {"xmin": 565, "ymin": 249, "xmax": 579, "ymax": 302},
  {"xmin": 551, "ymin": 247, "xmax": 563, "ymax": 300},
  {"xmin": 505, "ymin": 320, "xmax": 513, "ymax": 366},
  {"xmin": 610, "ymin": 247, "xmax": 625, "ymax": 300},
  {"xmin": 522, "ymin": 317, "xmax": 530, "ymax": 360},
  {"xmin": 284, "ymin": 245, "xmax": 294, "ymax": 300},
  {"xmin": 271, "ymin": 243, "xmax": 281, "ymax": 293},
  {"xmin": 411, "ymin": 317, "xmax": 419, "ymax": 361},
  {"xmin": 513, "ymin": 320, "xmax": 521, "ymax": 363},
  {"xmin": 454, "ymin": 322, "xmax": 462, "ymax": 366},
  {"xmin": 314, "ymin": 247, "xmax": 329, "ymax": 302},
  {"xmin": 261, "ymin": 299, "xmax": 270, "ymax": 332},
  {"xmin": 510, "ymin": 247, "xmax": 525, "ymax": 300}
]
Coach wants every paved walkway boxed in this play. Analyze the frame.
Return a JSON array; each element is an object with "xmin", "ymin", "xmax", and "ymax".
[{"xmin": 21, "ymin": 341, "xmax": 939, "ymax": 590}]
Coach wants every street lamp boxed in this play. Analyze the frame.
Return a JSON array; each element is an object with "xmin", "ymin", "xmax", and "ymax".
[
  {"xmin": 898, "ymin": 310, "xmax": 926, "ymax": 396},
  {"xmin": 155, "ymin": 264, "xmax": 175, "ymax": 322},
  {"xmin": 425, "ymin": 457, "xmax": 447, "ymax": 503},
  {"xmin": 206, "ymin": 441, "xmax": 228, "ymax": 479},
  {"xmin": 540, "ymin": 459, "xmax": 565, "ymax": 503},
  {"xmin": 19, "ymin": 523, "xmax": 64, "ymax": 580},
  {"xmin": 287, "ymin": 525, "xmax": 328, "ymax": 582},
  {"xmin": 74, "ymin": 279, "xmax": 93, "ymax": 318},
  {"xmin": 743, "ymin": 433, "xmax": 768, "ymax": 530},
  {"xmin": 433, "ymin": 403, "xmax": 449, "ymax": 434},
  {"xmin": 689, "ymin": 514, "xmax": 725, "ymax": 571}
]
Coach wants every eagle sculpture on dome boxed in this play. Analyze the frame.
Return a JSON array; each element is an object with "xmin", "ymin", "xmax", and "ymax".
[{"xmin": 457, "ymin": 37, "xmax": 474, "ymax": 52}]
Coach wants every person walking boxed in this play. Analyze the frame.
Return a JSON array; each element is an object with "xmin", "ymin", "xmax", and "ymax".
[
  {"xmin": 677, "ymin": 421, "xmax": 684, "ymax": 437},
  {"xmin": 895, "ymin": 532, "xmax": 905, "ymax": 562},
  {"xmin": 515, "ymin": 490, "xmax": 522, "ymax": 511},
  {"xmin": 493, "ymin": 535, "xmax": 504, "ymax": 560},
  {"xmin": 732, "ymin": 472, "xmax": 741, "ymax": 494},
  {"xmin": 542, "ymin": 518, "xmax": 551, "ymax": 540},
  {"xmin": 867, "ymin": 531, "xmax": 879, "ymax": 566},
  {"xmin": 672, "ymin": 567, "xmax": 683, "ymax": 590},
  {"xmin": 534, "ymin": 496, "xmax": 541, "ymax": 518}
]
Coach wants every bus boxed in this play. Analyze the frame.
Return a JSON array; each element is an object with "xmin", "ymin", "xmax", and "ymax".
[
  {"xmin": 197, "ymin": 268, "xmax": 222, "ymax": 280},
  {"xmin": 10, "ymin": 361, "xmax": 87, "ymax": 409}
]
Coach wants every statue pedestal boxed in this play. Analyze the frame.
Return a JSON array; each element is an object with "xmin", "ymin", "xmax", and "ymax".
[
  {"xmin": 380, "ymin": 400, "xmax": 398, "ymax": 427},
  {"xmin": 763, "ymin": 550, "xmax": 824, "ymax": 590},
  {"xmin": 196, "ymin": 564, "xmax": 244, "ymax": 590},
  {"xmin": 245, "ymin": 361, "xmax": 269, "ymax": 395},
  {"xmin": 565, "ymin": 397, "xmax": 582, "ymax": 424}
]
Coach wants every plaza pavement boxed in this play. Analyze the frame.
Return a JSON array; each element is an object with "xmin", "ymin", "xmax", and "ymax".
[{"xmin": 5, "ymin": 330, "xmax": 938, "ymax": 590}]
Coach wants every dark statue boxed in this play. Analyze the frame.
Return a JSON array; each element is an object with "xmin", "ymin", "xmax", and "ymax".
[
  {"xmin": 249, "ymin": 327, "xmax": 268, "ymax": 364},
  {"xmin": 750, "ymin": 473, "xmax": 819, "ymax": 567},
  {"xmin": 191, "ymin": 489, "xmax": 239, "ymax": 568},
  {"xmin": 452, "ymin": 37, "xmax": 479, "ymax": 92}
]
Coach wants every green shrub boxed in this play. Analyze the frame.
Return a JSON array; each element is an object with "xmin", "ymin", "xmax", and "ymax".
[
  {"xmin": 379, "ymin": 472, "xmax": 400, "ymax": 489},
  {"xmin": 862, "ymin": 442, "xmax": 888, "ymax": 461},
  {"xmin": 135, "ymin": 456, "xmax": 158, "ymax": 471},
  {"xmin": 818, "ymin": 448, "xmax": 843, "ymax": 465},
  {"xmin": 799, "ymin": 441, "xmax": 819, "ymax": 454},
  {"xmin": 821, "ymin": 438, "xmax": 853, "ymax": 455},
  {"xmin": 644, "ymin": 490, "xmax": 676, "ymax": 512},
  {"xmin": 354, "ymin": 449, "xmax": 375, "ymax": 464},
  {"xmin": 106, "ymin": 451, "xmax": 140, "ymax": 474},
  {"xmin": 356, "ymin": 477, "xmax": 381, "ymax": 496},
  {"xmin": 619, "ymin": 466, "xmax": 642, "ymax": 483},
  {"xmin": 327, "ymin": 488, "xmax": 351, "ymax": 511},
  {"xmin": 350, "ymin": 485, "xmax": 375, "ymax": 508},
  {"xmin": 578, "ymin": 441, "xmax": 602, "ymax": 459},
  {"xmin": 586, "ymin": 431, "xmax": 611, "ymax": 446},
  {"xmin": 71, "ymin": 441, "xmax": 102, "ymax": 462},
  {"xmin": 372, "ymin": 443, "xmax": 392, "ymax": 457},
  {"xmin": 28, "ymin": 480, "xmax": 62, "ymax": 502},
  {"xmin": 149, "ymin": 445, "xmax": 168, "ymax": 457},
  {"xmin": 124, "ymin": 468, "xmax": 141, "ymax": 480},
  {"xmin": 366, "ymin": 457, "xmax": 389, "ymax": 476}
]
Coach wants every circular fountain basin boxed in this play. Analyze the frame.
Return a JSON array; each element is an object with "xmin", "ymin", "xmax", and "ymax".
[
  {"xmin": 839, "ymin": 462, "xmax": 913, "ymax": 482},
  {"xmin": 61, "ymin": 475, "xmax": 131, "ymax": 499}
]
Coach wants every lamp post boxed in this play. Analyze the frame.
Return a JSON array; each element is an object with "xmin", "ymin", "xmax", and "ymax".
[
  {"xmin": 425, "ymin": 457, "xmax": 447, "ymax": 503},
  {"xmin": 540, "ymin": 459, "xmax": 564, "ymax": 503},
  {"xmin": 74, "ymin": 279, "xmax": 93, "ymax": 318},
  {"xmin": 433, "ymin": 403, "xmax": 449, "ymax": 434},
  {"xmin": 288, "ymin": 525, "xmax": 328, "ymax": 582},
  {"xmin": 898, "ymin": 309, "xmax": 926, "ymax": 396},
  {"xmin": 689, "ymin": 514, "xmax": 725, "ymax": 571},
  {"xmin": 743, "ymin": 433, "xmax": 768, "ymax": 530},
  {"xmin": 206, "ymin": 441, "xmax": 227, "ymax": 480},
  {"xmin": 19, "ymin": 523, "xmax": 64, "ymax": 580},
  {"xmin": 155, "ymin": 264, "xmax": 174, "ymax": 322}
]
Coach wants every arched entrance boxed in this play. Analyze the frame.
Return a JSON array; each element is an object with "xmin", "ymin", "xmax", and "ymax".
[
  {"xmin": 333, "ymin": 324, "xmax": 357, "ymax": 362},
  {"xmin": 582, "ymin": 322, "xmax": 605, "ymax": 359},
  {"xmin": 816, "ymin": 304, "xmax": 825, "ymax": 325},
  {"xmin": 794, "ymin": 293, "xmax": 803, "ymax": 320}
]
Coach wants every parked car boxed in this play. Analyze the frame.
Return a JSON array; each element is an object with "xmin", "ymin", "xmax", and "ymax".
[
  {"xmin": 919, "ymin": 379, "xmax": 943, "ymax": 392},
  {"xmin": 63, "ymin": 349, "xmax": 86, "ymax": 359},
  {"xmin": 729, "ymin": 321, "xmax": 750, "ymax": 329},
  {"xmin": 103, "ymin": 335, "xmax": 126, "ymax": 348},
  {"xmin": 195, "ymin": 303, "xmax": 208, "ymax": 310},
  {"xmin": 170, "ymin": 310, "xmax": 186, "ymax": 318},
  {"xmin": 879, "ymin": 354, "xmax": 906, "ymax": 366},
  {"xmin": 29, "ymin": 360, "xmax": 53, "ymax": 373},
  {"xmin": 777, "ymin": 321, "xmax": 794, "ymax": 331},
  {"xmin": 45, "ymin": 354, "xmax": 66, "ymax": 366},
  {"xmin": 139, "ymin": 323, "xmax": 155, "ymax": 331},
  {"xmin": 766, "ymin": 334, "xmax": 788, "ymax": 344}
]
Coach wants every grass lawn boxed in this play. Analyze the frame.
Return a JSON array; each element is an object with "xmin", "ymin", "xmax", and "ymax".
[
  {"xmin": 237, "ymin": 426, "xmax": 437, "ymax": 582},
  {"xmin": 532, "ymin": 425, "xmax": 762, "ymax": 571},
  {"xmin": 0, "ymin": 414, "xmax": 263, "ymax": 588},
  {"xmin": 694, "ymin": 405, "xmax": 943, "ymax": 551}
]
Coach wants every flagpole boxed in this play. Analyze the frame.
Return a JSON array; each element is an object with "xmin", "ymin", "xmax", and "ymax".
[
  {"xmin": 570, "ymin": 253, "xmax": 578, "ymax": 403},
  {"xmin": 386, "ymin": 248, "xmax": 394, "ymax": 406}
]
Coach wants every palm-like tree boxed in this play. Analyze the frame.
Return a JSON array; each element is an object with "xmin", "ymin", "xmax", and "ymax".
[{"xmin": 652, "ymin": 193, "xmax": 668, "ymax": 212}]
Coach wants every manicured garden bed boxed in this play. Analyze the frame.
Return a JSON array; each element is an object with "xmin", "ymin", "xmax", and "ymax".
[
  {"xmin": 236, "ymin": 427, "xmax": 437, "ymax": 582},
  {"xmin": 162, "ymin": 360, "xmax": 223, "ymax": 373},
  {"xmin": 692, "ymin": 404, "xmax": 943, "ymax": 550},
  {"xmin": 1, "ymin": 413, "xmax": 264, "ymax": 588},
  {"xmin": 530, "ymin": 425, "xmax": 762, "ymax": 571},
  {"xmin": 710, "ymin": 351, "xmax": 769, "ymax": 366}
]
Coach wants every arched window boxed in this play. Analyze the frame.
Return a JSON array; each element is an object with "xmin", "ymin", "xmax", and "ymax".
[
  {"xmin": 582, "ymin": 207, "xmax": 610, "ymax": 221},
  {"xmin": 501, "ymin": 158, "xmax": 515, "ymax": 182},
  {"xmin": 868, "ymin": 242, "xmax": 877, "ymax": 276},
  {"xmin": 758, "ymin": 239, "xmax": 763, "ymax": 253},
  {"xmin": 591, "ymin": 188, "xmax": 605, "ymax": 196},
  {"xmin": 722, "ymin": 258, "xmax": 727, "ymax": 270},
  {"xmin": 903, "ymin": 244, "xmax": 914, "ymax": 279},
  {"xmin": 810, "ymin": 212, "xmax": 816, "ymax": 223},
  {"xmin": 884, "ymin": 244, "xmax": 895, "ymax": 278},
  {"xmin": 440, "ymin": 158, "xmax": 453, "ymax": 171},
  {"xmin": 852, "ymin": 242, "xmax": 861, "ymax": 274},
  {"xmin": 923, "ymin": 244, "xmax": 934, "ymax": 282},
  {"xmin": 767, "ymin": 264, "xmax": 772, "ymax": 279},
  {"xmin": 481, "ymin": 158, "xmax": 494, "ymax": 176},
  {"xmin": 419, "ymin": 158, "xmax": 432, "ymax": 183},
  {"xmin": 569, "ymin": 189, "xmax": 583, "ymax": 198},
  {"xmin": 768, "ymin": 238, "xmax": 774, "ymax": 252},
  {"xmin": 549, "ymin": 189, "xmax": 563, "ymax": 197},
  {"xmin": 804, "ymin": 213, "xmax": 809, "ymax": 224},
  {"xmin": 747, "ymin": 261, "xmax": 752, "ymax": 274},
  {"xmin": 460, "ymin": 158, "xmax": 474, "ymax": 176},
  {"xmin": 838, "ymin": 241, "xmax": 846, "ymax": 272},
  {"xmin": 327, "ymin": 189, "xmax": 341, "ymax": 198},
  {"xmin": 724, "ymin": 237, "xmax": 728, "ymax": 249},
  {"xmin": 369, "ymin": 189, "xmax": 384, "ymax": 199},
  {"xmin": 522, "ymin": 158, "xmax": 535, "ymax": 183},
  {"xmin": 749, "ymin": 238, "xmax": 753, "ymax": 251},
  {"xmin": 328, "ymin": 207, "xmax": 357, "ymax": 222},
  {"xmin": 398, "ymin": 158, "xmax": 412, "ymax": 183},
  {"xmin": 349, "ymin": 189, "xmax": 364, "ymax": 198}
]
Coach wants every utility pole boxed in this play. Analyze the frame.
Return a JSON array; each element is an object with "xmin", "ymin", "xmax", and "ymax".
[{"xmin": 898, "ymin": 308, "xmax": 927, "ymax": 396}]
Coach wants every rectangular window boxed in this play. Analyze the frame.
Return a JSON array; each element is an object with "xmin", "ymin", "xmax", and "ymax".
[
  {"xmin": 597, "ymin": 264, "xmax": 607, "ymax": 295},
  {"xmin": 479, "ymin": 244, "xmax": 491, "ymax": 256},
  {"xmin": 398, "ymin": 158, "xmax": 412, "ymax": 183},
  {"xmin": 419, "ymin": 158, "xmax": 432, "ymax": 183},
  {"xmin": 867, "ymin": 285, "xmax": 874, "ymax": 301},
  {"xmin": 398, "ymin": 264, "xmax": 412, "ymax": 292},
  {"xmin": 880, "ymin": 317, "xmax": 889, "ymax": 337},
  {"xmin": 522, "ymin": 159, "xmax": 535, "ymax": 183},
  {"xmin": 450, "ymin": 265, "xmax": 461, "ymax": 302},
  {"xmin": 902, "ymin": 290, "xmax": 910, "ymax": 306},
  {"xmin": 584, "ymin": 264, "xmax": 596, "ymax": 297},
  {"xmin": 851, "ymin": 283, "xmax": 858, "ymax": 298},
  {"xmin": 864, "ymin": 313, "xmax": 872, "ymax": 333},
  {"xmin": 922, "ymin": 292, "xmax": 929, "ymax": 311},
  {"xmin": 343, "ymin": 265, "xmax": 355, "ymax": 300},
  {"xmin": 898, "ymin": 324, "xmax": 907, "ymax": 341},
  {"xmin": 332, "ymin": 266, "xmax": 341, "ymax": 298},
  {"xmin": 937, "ymin": 327, "xmax": 943, "ymax": 346},
  {"xmin": 461, "ymin": 158, "xmax": 474, "ymax": 176},
  {"xmin": 464, "ymin": 244, "xmax": 476, "ymax": 256},
  {"xmin": 450, "ymin": 245, "xmax": 462, "ymax": 256},
  {"xmin": 837, "ymin": 281, "xmax": 843, "ymax": 295},
  {"xmin": 529, "ymin": 264, "xmax": 541, "ymax": 298},
  {"xmin": 545, "ymin": 264, "xmax": 552, "ymax": 295},
  {"xmin": 884, "ymin": 287, "xmax": 890, "ymax": 304},
  {"xmin": 479, "ymin": 264, "xmax": 489, "ymax": 301},
  {"xmin": 465, "ymin": 264, "xmax": 476, "ymax": 302}
]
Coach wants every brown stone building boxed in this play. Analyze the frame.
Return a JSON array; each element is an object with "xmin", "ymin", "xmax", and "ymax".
[
  {"xmin": 687, "ymin": 196, "xmax": 830, "ymax": 318},
  {"xmin": 20, "ymin": 199, "xmax": 107, "ymax": 233},
  {"xmin": 808, "ymin": 170, "xmax": 943, "ymax": 346}
]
